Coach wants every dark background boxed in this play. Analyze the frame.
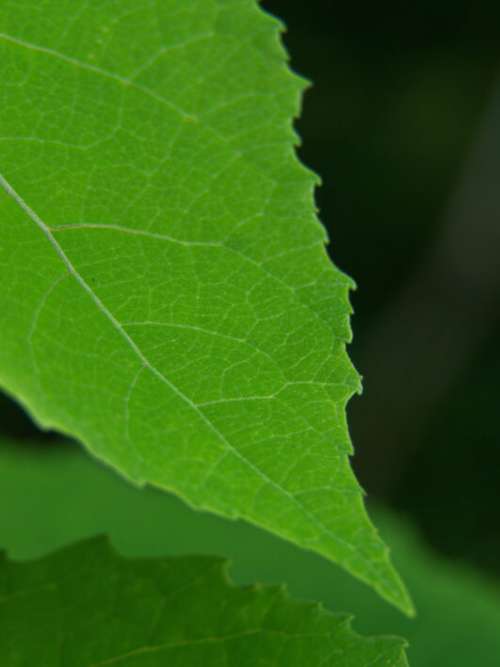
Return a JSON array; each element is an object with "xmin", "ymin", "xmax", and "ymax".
[
  {"xmin": 263, "ymin": 0, "xmax": 500, "ymax": 576},
  {"xmin": 2, "ymin": 0, "xmax": 500, "ymax": 579}
]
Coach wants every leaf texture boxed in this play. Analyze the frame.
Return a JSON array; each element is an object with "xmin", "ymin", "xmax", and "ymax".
[{"xmin": 0, "ymin": 0, "xmax": 410, "ymax": 612}]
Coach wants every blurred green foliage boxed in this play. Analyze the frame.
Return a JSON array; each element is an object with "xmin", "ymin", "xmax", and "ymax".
[{"xmin": 1, "ymin": 440, "xmax": 499, "ymax": 667}]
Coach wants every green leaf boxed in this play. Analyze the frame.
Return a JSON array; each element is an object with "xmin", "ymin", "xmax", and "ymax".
[
  {"xmin": 0, "ymin": 1, "xmax": 410, "ymax": 612},
  {"xmin": 3, "ymin": 441, "xmax": 500, "ymax": 667},
  {"xmin": 0, "ymin": 537, "xmax": 408, "ymax": 667}
]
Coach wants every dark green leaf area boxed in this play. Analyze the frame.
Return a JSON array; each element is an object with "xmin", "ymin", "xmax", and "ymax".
[{"xmin": 0, "ymin": 538, "xmax": 407, "ymax": 667}]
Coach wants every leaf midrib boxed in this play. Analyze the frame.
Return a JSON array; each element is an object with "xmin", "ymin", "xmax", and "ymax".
[
  {"xmin": 0, "ymin": 171, "xmax": 384, "ymax": 585},
  {"xmin": 0, "ymin": 26, "xmax": 395, "ymax": 599}
]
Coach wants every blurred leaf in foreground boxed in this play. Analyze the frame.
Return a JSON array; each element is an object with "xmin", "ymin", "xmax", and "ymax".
[
  {"xmin": 0, "ymin": 537, "xmax": 407, "ymax": 667},
  {"xmin": 0, "ymin": 440, "xmax": 498, "ymax": 666}
]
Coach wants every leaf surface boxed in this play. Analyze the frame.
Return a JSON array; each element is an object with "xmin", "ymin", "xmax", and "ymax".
[
  {"xmin": 0, "ymin": 1, "xmax": 410, "ymax": 611},
  {"xmin": 0, "ymin": 536, "xmax": 408, "ymax": 667}
]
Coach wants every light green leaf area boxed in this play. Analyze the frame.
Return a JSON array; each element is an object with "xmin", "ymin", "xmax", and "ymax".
[
  {"xmin": 1, "ymin": 539, "xmax": 408, "ymax": 667},
  {"xmin": 2, "ymin": 441, "xmax": 500, "ymax": 667},
  {"xmin": 0, "ymin": 1, "xmax": 409, "ymax": 611}
]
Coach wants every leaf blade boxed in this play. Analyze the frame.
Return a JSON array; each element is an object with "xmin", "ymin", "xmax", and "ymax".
[
  {"xmin": 0, "ymin": 0, "xmax": 411, "ymax": 612},
  {"xmin": 4, "ymin": 439, "xmax": 500, "ymax": 667}
]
